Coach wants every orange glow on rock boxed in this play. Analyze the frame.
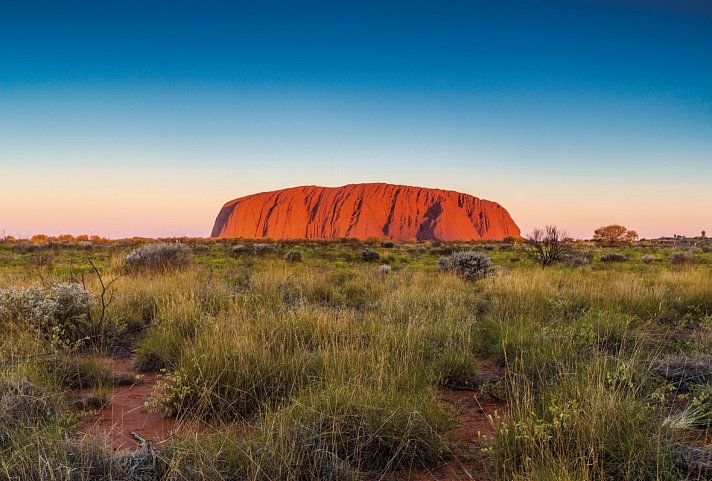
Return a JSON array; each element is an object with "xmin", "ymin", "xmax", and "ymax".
[{"xmin": 211, "ymin": 183, "xmax": 520, "ymax": 241}]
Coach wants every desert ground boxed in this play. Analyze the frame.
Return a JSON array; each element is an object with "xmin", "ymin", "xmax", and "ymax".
[{"xmin": 0, "ymin": 236, "xmax": 710, "ymax": 480}]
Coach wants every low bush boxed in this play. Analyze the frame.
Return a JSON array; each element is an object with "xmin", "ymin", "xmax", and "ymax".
[
  {"xmin": 231, "ymin": 244, "xmax": 250, "ymax": 256},
  {"xmin": 600, "ymin": 253, "xmax": 628, "ymax": 263},
  {"xmin": 377, "ymin": 264, "xmax": 392, "ymax": 278},
  {"xmin": 284, "ymin": 250, "xmax": 303, "ymax": 263},
  {"xmin": 563, "ymin": 254, "xmax": 590, "ymax": 267},
  {"xmin": 361, "ymin": 248, "xmax": 380, "ymax": 263},
  {"xmin": 641, "ymin": 254, "xmax": 656, "ymax": 264},
  {"xmin": 669, "ymin": 251, "xmax": 697, "ymax": 265},
  {"xmin": 254, "ymin": 243, "xmax": 278, "ymax": 255},
  {"xmin": 437, "ymin": 251, "xmax": 494, "ymax": 281},
  {"xmin": 124, "ymin": 243, "xmax": 191, "ymax": 273},
  {"xmin": 0, "ymin": 283, "xmax": 94, "ymax": 348}
]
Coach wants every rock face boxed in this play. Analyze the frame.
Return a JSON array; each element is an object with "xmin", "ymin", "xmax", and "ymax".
[{"xmin": 211, "ymin": 183, "xmax": 520, "ymax": 241}]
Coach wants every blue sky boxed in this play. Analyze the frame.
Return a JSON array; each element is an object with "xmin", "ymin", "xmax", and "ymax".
[{"xmin": 1, "ymin": 0, "xmax": 711, "ymax": 238}]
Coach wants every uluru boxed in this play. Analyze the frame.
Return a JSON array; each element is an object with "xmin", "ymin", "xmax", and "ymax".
[{"xmin": 211, "ymin": 183, "xmax": 519, "ymax": 241}]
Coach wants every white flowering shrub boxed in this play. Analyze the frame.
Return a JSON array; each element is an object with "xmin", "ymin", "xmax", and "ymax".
[
  {"xmin": 0, "ymin": 283, "xmax": 93, "ymax": 348},
  {"xmin": 124, "ymin": 243, "xmax": 191, "ymax": 272},
  {"xmin": 437, "ymin": 251, "xmax": 494, "ymax": 281},
  {"xmin": 377, "ymin": 264, "xmax": 392, "ymax": 275}
]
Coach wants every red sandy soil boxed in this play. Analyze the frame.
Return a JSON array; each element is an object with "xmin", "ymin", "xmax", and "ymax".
[
  {"xmin": 386, "ymin": 362, "xmax": 506, "ymax": 481},
  {"xmin": 76, "ymin": 357, "xmax": 176, "ymax": 450},
  {"xmin": 211, "ymin": 183, "xmax": 520, "ymax": 241},
  {"xmin": 75, "ymin": 356, "xmax": 506, "ymax": 481}
]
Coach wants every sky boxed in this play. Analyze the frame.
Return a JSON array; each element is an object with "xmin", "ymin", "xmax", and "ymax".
[{"xmin": 1, "ymin": 0, "xmax": 711, "ymax": 239}]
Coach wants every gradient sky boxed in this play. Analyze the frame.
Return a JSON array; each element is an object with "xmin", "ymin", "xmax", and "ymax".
[{"xmin": 1, "ymin": 0, "xmax": 711, "ymax": 239}]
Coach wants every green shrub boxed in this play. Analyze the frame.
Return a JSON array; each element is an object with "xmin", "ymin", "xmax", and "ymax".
[
  {"xmin": 360, "ymin": 248, "xmax": 380, "ymax": 263},
  {"xmin": 284, "ymin": 250, "xmax": 303, "ymax": 263},
  {"xmin": 123, "ymin": 243, "xmax": 191, "ymax": 273},
  {"xmin": 600, "ymin": 253, "xmax": 628, "ymax": 263}
]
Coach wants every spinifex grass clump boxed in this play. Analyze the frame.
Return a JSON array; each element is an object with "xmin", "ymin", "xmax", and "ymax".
[
  {"xmin": 247, "ymin": 384, "xmax": 453, "ymax": 479},
  {"xmin": 437, "ymin": 251, "xmax": 495, "ymax": 281},
  {"xmin": 491, "ymin": 357, "xmax": 681, "ymax": 481},
  {"xmin": 0, "ymin": 379, "xmax": 57, "ymax": 448},
  {"xmin": 123, "ymin": 242, "xmax": 191, "ymax": 273},
  {"xmin": 153, "ymin": 333, "xmax": 325, "ymax": 420}
]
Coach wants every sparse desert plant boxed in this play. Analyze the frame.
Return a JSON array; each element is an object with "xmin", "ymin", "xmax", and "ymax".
[
  {"xmin": 123, "ymin": 242, "xmax": 191, "ymax": 272},
  {"xmin": 254, "ymin": 243, "xmax": 278, "ymax": 255},
  {"xmin": 562, "ymin": 252, "xmax": 590, "ymax": 267},
  {"xmin": 437, "ymin": 251, "xmax": 494, "ymax": 281},
  {"xmin": 381, "ymin": 240, "xmax": 394, "ymax": 248},
  {"xmin": 527, "ymin": 225, "xmax": 568, "ymax": 268},
  {"xmin": 284, "ymin": 250, "xmax": 303, "ymax": 263},
  {"xmin": 641, "ymin": 254, "xmax": 656, "ymax": 264},
  {"xmin": 669, "ymin": 251, "xmax": 697, "ymax": 265},
  {"xmin": 0, "ymin": 379, "xmax": 56, "ymax": 447},
  {"xmin": 77, "ymin": 240, "xmax": 93, "ymax": 250},
  {"xmin": 361, "ymin": 248, "xmax": 380, "ymax": 263},
  {"xmin": 600, "ymin": 253, "xmax": 628, "ymax": 263},
  {"xmin": 377, "ymin": 264, "xmax": 392, "ymax": 278},
  {"xmin": 231, "ymin": 244, "xmax": 250, "ymax": 256}
]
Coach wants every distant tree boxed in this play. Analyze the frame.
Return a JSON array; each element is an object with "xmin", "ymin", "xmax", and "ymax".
[
  {"xmin": 593, "ymin": 225, "xmax": 638, "ymax": 245},
  {"xmin": 30, "ymin": 234, "xmax": 49, "ymax": 243},
  {"xmin": 527, "ymin": 226, "xmax": 568, "ymax": 268}
]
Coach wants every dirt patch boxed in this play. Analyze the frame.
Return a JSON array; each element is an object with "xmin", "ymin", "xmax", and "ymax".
[
  {"xmin": 76, "ymin": 357, "xmax": 176, "ymax": 450},
  {"xmin": 386, "ymin": 362, "xmax": 505, "ymax": 481}
]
